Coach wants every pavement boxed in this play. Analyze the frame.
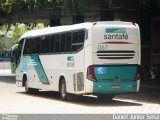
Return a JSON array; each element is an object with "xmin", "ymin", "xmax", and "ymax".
[
  {"xmin": 0, "ymin": 70, "xmax": 159, "ymax": 114},
  {"xmin": 0, "ymin": 69, "xmax": 15, "ymax": 76}
]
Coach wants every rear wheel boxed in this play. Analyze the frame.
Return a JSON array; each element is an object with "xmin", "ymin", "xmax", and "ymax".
[
  {"xmin": 59, "ymin": 79, "xmax": 78, "ymax": 101},
  {"xmin": 60, "ymin": 79, "xmax": 68, "ymax": 100}
]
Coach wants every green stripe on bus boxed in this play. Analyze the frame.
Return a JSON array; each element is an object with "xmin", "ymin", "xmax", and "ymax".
[
  {"xmin": 106, "ymin": 28, "xmax": 126, "ymax": 33},
  {"xmin": 93, "ymin": 65, "xmax": 138, "ymax": 93},
  {"xmin": 93, "ymin": 81, "xmax": 137, "ymax": 94},
  {"xmin": 31, "ymin": 55, "xmax": 49, "ymax": 84}
]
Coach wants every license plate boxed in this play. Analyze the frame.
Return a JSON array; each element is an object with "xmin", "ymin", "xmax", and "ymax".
[{"xmin": 112, "ymin": 85, "xmax": 120, "ymax": 89}]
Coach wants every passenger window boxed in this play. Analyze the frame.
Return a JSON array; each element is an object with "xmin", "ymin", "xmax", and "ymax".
[
  {"xmin": 50, "ymin": 35, "xmax": 55, "ymax": 53},
  {"xmin": 24, "ymin": 39, "xmax": 30, "ymax": 54},
  {"xmin": 66, "ymin": 32, "xmax": 72, "ymax": 52},
  {"xmin": 60, "ymin": 33, "xmax": 66, "ymax": 53},
  {"xmin": 72, "ymin": 30, "xmax": 85, "ymax": 52},
  {"xmin": 46, "ymin": 36, "xmax": 51, "ymax": 53},
  {"xmin": 72, "ymin": 32, "xmax": 79, "ymax": 52},
  {"xmin": 39, "ymin": 36, "xmax": 46, "ymax": 54},
  {"xmin": 55, "ymin": 35, "xmax": 60, "ymax": 53}
]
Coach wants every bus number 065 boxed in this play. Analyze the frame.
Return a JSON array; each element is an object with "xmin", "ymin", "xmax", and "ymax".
[{"xmin": 97, "ymin": 45, "xmax": 108, "ymax": 51}]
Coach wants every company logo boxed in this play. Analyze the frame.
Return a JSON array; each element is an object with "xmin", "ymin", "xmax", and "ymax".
[
  {"xmin": 67, "ymin": 56, "xmax": 74, "ymax": 61},
  {"xmin": 67, "ymin": 56, "xmax": 75, "ymax": 67},
  {"xmin": 104, "ymin": 28, "xmax": 128, "ymax": 40},
  {"xmin": 106, "ymin": 28, "xmax": 126, "ymax": 33},
  {"xmin": 94, "ymin": 67, "xmax": 107, "ymax": 75}
]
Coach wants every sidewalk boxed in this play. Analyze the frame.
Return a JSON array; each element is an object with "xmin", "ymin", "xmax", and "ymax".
[{"xmin": 0, "ymin": 69, "xmax": 15, "ymax": 76}]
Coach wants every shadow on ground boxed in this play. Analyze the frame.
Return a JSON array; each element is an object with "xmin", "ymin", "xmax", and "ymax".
[
  {"xmin": 17, "ymin": 91, "xmax": 142, "ymax": 107},
  {"xmin": 0, "ymin": 76, "xmax": 15, "ymax": 84},
  {"xmin": 116, "ymin": 87, "xmax": 160, "ymax": 104},
  {"xmin": 1, "ymin": 76, "xmax": 159, "ymax": 105}
]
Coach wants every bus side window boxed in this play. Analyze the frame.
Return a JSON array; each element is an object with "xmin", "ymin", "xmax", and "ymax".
[
  {"xmin": 55, "ymin": 34, "xmax": 60, "ymax": 54},
  {"xmin": 66, "ymin": 32, "xmax": 72, "ymax": 52},
  {"xmin": 72, "ymin": 31, "xmax": 79, "ymax": 52},
  {"xmin": 39, "ymin": 36, "xmax": 46, "ymax": 54},
  {"xmin": 79, "ymin": 30, "xmax": 85, "ymax": 44},
  {"xmin": 60, "ymin": 33, "xmax": 66, "ymax": 53},
  {"xmin": 30, "ymin": 39, "xmax": 37, "ymax": 54},
  {"xmin": 24, "ymin": 39, "xmax": 30, "ymax": 55},
  {"xmin": 50, "ymin": 35, "xmax": 55, "ymax": 53},
  {"xmin": 16, "ymin": 39, "xmax": 24, "ymax": 65},
  {"xmin": 46, "ymin": 36, "xmax": 51, "ymax": 53},
  {"xmin": 72, "ymin": 30, "xmax": 85, "ymax": 52}
]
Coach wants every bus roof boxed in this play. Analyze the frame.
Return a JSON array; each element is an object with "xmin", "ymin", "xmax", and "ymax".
[
  {"xmin": 19, "ymin": 21, "xmax": 136, "ymax": 41},
  {"xmin": 19, "ymin": 22, "xmax": 93, "ymax": 41}
]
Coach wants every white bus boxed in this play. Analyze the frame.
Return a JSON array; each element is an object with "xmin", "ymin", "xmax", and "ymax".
[{"xmin": 15, "ymin": 21, "xmax": 141, "ymax": 101}]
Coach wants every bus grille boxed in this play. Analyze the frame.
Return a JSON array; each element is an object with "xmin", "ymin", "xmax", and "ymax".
[
  {"xmin": 97, "ymin": 50, "xmax": 135, "ymax": 59},
  {"xmin": 73, "ymin": 72, "xmax": 84, "ymax": 91}
]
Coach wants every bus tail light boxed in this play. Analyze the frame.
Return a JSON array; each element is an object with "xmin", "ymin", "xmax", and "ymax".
[
  {"xmin": 87, "ymin": 65, "xmax": 97, "ymax": 82},
  {"xmin": 135, "ymin": 65, "xmax": 140, "ymax": 80},
  {"xmin": 132, "ymin": 21, "xmax": 137, "ymax": 26}
]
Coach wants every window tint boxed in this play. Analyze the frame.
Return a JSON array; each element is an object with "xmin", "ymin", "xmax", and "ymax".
[
  {"xmin": 46, "ymin": 36, "xmax": 51, "ymax": 53},
  {"xmin": 39, "ymin": 36, "xmax": 46, "ymax": 53},
  {"xmin": 24, "ymin": 39, "xmax": 30, "ymax": 54},
  {"xmin": 55, "ymin": 35, "xmax": 60, "ymax": 53},
  {"xmin": 60, "ymin": 33, "xmax": 66, "ymax": 53},
  {"xmin": 72, "ymin": 32, "xmax": 79, "ymax": 52},
  {"xmin": 50, "ymin": 35, "xmax": 55, "ymax": 53},
  {"xmin": 23, "ymin": 29, "xmax": 85, "ymax": 55},
  {"xmin": 72, "ymin": 30, "xmax": 85, "ymax": 52},
  {"xmin": 66, "ymin": 32, "xmax": 72, "ymax": 52}
]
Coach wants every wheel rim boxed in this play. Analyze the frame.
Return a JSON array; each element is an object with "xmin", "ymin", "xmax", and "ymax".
[{"xmin": 61, "ymin": 82, "xmax": 66, "ymax": 98}]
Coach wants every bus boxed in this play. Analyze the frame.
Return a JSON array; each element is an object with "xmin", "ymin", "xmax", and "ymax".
[
  {"xmin": 15, "ymin": 21, "xmax": 141, "ymax": 101},
  {"xmin": 0, "ymin": 50, "xmax": 11, "ymax": 62},
  {"xmin": 11, "ymin": 44, "xmax": 19, "ymax": 73},
  {"xmin": 0, "ymin": 50, "xmax": 11, "ymax": 69}
]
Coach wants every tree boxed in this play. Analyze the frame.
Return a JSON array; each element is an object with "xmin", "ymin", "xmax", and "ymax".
[
  {"xmin": 11, "ymin": 24, "xmax": 29, "ymax": 44},
  {"xmin": 0, "ymin": 35, "xmax": 9, "ymax": 50}
]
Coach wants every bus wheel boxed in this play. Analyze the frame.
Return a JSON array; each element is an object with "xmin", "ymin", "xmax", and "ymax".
[
  {"xmin": 60, "ymin": 80, "xmax": 68, "ymax": 100},
  {"xmin": 59, "ymin": 79, "xmax": 78, "ymax": 101},
  {"xmin": 25, "ymin": 80, "xmax": 38, "ymax": 94},
  {"xmin": 97, "ymin": 95, "xmax": 114, "ymax": 102}
]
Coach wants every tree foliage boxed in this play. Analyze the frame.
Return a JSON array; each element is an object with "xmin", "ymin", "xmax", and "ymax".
[
  {"xmin": 11, "ymin": 24, "xmax": 30, "ymax": 44},
  {"xmin": 63, "ymin": 0, "xmax": 92, "ymax": 15},
  {"xmin": 0, "ymin": 36, "xmax": 8, "ymax": 50}
]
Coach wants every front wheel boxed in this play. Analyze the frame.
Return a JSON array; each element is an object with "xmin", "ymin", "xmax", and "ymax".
[{"xmin": 25, "ymin": 79, "xmax": 39, "ymax": 94}]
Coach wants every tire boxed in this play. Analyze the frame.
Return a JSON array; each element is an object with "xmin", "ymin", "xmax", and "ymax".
[
  {"xmin": 97, "ymin": 95, "xmax": 114, "ymax": 102},
  {"xmin": 24, "ymin": 79, "xmax": 39, "ymax": 94},
  {"xmin": 59, "ymin": 79, "xmax": 68, "ymax": 100},
  {"xmin": 59, "ymin": 79, "xmax": 78, "ymax": 101}
]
